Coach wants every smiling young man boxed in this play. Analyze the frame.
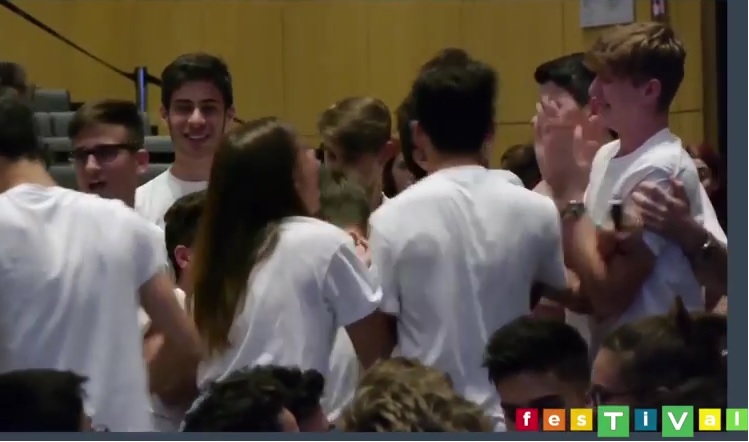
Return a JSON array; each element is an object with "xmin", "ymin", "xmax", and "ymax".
[
  {"xmin": 535, "ymin": 22, "xmax": 724, "ymax": 354},
  {"xmin": 135, "ymin": 53, "xmax": 235, "ymax": 227}
]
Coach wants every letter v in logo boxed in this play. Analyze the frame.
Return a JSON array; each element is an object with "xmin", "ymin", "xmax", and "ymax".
[{"xmin": 662, "ymin": 406, "xmax": 694, "ymax": 437}]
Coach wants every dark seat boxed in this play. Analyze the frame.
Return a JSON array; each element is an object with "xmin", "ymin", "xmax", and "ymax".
[{"xmin": 31, "ymin": 89, "xmax": 71, "ymax": 112}]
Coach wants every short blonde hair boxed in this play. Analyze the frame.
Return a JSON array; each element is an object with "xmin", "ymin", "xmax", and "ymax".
[
  {"xmin": 339, "ymin": 378, "xmax": 492, "ymax": 432},
  {"xmin": 359, "ymin": 357, "xmax": 453, "ymax": 396},
  {"xmin": 584, "ymin": 22, "xmax": 685, "ymax": 111}
]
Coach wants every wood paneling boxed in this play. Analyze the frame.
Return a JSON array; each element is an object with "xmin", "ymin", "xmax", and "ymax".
[
  {"xmin": 0, "ymin": 0, "xmax": 710, "ymax": 149},
  {"xmin": 367, "ymin": 0, "xmax": 463, "ymax": 113},
  {"xmin": 462, "ymin": 0, "xmax": 565, "ymax": 124}
]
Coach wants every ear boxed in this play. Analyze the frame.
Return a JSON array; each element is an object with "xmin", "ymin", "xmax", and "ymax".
[
  {"xmin": 643, "ymin": 79, "xmax": 662, "ymax": 106},
  {"xmin": 173, "ymin": 245, "xmax": 192, "ymax": 271},
  {"xmin": 159, "ymin": 105, "xmax": 168, "ymax": 124},
  {"xmin": 134, "ymin": 149, "xmax": 150, "ymax": 175},
  {"xmin": 225, "ymin": 106, "xmax": 236, "ymax": 129},
  {"xmin": 379, "ymin": 139, "xmax": 397, "ymax": 164}
]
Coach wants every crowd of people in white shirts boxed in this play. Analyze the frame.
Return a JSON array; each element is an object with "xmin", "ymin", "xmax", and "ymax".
[{"xmin": 0, "ymin": 20, "xmax": 727, "ymax": 432}]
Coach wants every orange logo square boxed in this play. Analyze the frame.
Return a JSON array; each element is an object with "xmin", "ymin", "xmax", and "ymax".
[{"xmin": 543, "ymin": 409, "xmax": 567, "ymax": 431}]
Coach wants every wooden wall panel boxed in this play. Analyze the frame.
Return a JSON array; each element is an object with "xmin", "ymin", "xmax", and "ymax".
[
  {"xmin": 281, "ymin": 0, "xmax": 369, "ymax": 135},
  {"xmin": 461, "ymin": 0, "xmax": 565, "ymax": 124},
  {"xmin": 669, "ymin": 0, "xmax": 703, "ymax": 113},
  {"xmin": 367, "ymin": 1, "xmax": 463, "ymax": 114},
  {"xmin": 1, "ymin": 0, "xmax": 710, "ymax": 148},
  {"xmin": 0, "ymin": 0, "xmax": 136, "ymax": 100}
]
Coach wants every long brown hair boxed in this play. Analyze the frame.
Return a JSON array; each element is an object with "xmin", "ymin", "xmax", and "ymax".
[{"xmin": 190, "ymin": 117, "xmax": 309, "ymax": 354}]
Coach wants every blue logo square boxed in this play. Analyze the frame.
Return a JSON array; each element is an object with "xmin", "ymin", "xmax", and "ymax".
[{"xmin": 634, "ymin": 408, "xmax": 658, "ymax": 432}]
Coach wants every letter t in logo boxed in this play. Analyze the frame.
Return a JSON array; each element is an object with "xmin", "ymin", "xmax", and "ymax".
[{"xmin": 598, "ymin": 406, "xmax": 630, "ymax": 437}]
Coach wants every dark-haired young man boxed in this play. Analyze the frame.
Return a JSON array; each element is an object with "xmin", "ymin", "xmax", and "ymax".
[
  {"xmin": 318, "ymin": 96, "xmax": 393, "ymax": 211},
  {"xmin": 164, "ymin": 189, "xmax": 206, "ymax": 293},
  {"xmin": 264, "ymin": 366, "xmax": 329, "ymax": 432},
  {"xmin": 182, "ymin": 366, "xmax": 300, "ymax": 432},
  {"xmin": 369, "ymin": 52, "xmax": 570, "ymax": 430},
  {"xmin": 484, "ymin": 317, "xmax": 589, "ymax": 431},
  {"xmin": 0, "ymin": 92, "xmax": 201, "ymax": 431},
  {"xmin": 69, "ymin": 99, "xmax": 194, "ymax": 431},
  {"xmin": 0, "ymin": 369, "xmax": 91, "ymax": 432},
  {"xmin": 136, "ymin": 53, "xmax": 235, "ymax": 227}
]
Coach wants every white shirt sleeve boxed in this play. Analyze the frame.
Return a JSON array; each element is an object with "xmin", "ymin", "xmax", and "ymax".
[
  {"xmin": 322, "ymin": 242, "xmax": 383, "ymax": 328},
  {"xmin": 130, "ymin": 214, "xmax": 169, "ymax": 287},
  {"xmin": 368, "ymin": 225, "xmax": 400, "ymax": 315},
  {"xmin": 698, "ymin": 186, "xmax": 727, "ymax": 245},
  {"xmin": 535, "ymin": 199, "xmax": 568, "ymax": 290}
]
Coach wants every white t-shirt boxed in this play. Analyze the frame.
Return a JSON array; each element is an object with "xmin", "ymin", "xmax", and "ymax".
[
  {"xmin": 369, "ymin": 165, "xmax": 568, "ymax": 430},
  {"xmin": 197, "ymin": 217, "xmax": 382, "ymax": 408},
  {"xmin": 0, "ymin": 184, "xmax": 163, "ymax": 431},
  {"xmin": 135, "ymin": 169, "xmax": 207, "ymax": 228},
  {"xmin": 323, "ymin": 330, "xmax": 360, "ymax": 422},
  {"xmin": 581, "ymin": 128, "xmax": 713, "ymax": 353}
]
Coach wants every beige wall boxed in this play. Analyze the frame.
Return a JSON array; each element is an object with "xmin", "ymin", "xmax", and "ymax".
[{"xmin": 0, "ymin": 0, "xmax": 712, "ymax": 164}]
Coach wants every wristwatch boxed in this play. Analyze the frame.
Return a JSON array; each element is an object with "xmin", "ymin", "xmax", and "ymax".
[
  {"xmin": 691, "ymin": 232, "xmax": 720, "ymax": 264},
  {"xmin": 560, "ymin": 201, "xmax": 586, "ymax": 220}
]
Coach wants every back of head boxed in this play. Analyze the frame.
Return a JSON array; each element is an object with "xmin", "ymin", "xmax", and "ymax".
[
  {"xmin": 0, "ymin": 62, "xmax": 29, "ymax": 98},
  {"xmin": 484, "ymin": 316, "xmax": 590, "ymax": 386},
  {"xmin": 164, "ymin": 189, "xmax": 207, "ymax": 279},
  {"xmin": 68, "ymin": 99, "xmax": 145, "ymax": 146},
  {"xmin": 359, "ymin": 357, "xmax": 454, "ymax": 397},
  {"xmin": 410, "ymin": 52, "xmax": 496, "ymax": 155},
  {"xmin": 262, "ymin": 365, "xmax": 325, "ymax": 425},
  {"xmin": 317, "ymin": 96, "xmax": 392, "ymax": 162},
  {"xmin": 533, "ymin": 52, "xmax": 595, "ymax": 106},
  {"xmin": 182, "ymin": 366, "xmax": 289, "ymax": 432},
  {"xmin": 426, "ymin": 391, "xmax": 494, "ymax": 432},
  {"xmin": 584, "ymin": 21, "xmax": 685, "ymax": 111},
  {"xmin": 191, "ymin": 117, "xmax": 308, "ymax": 353},
  {"xmin": 318, "ymin": 167, "xmax": 370, "ymax": 232},
  {"xmin": 0, "ymin": 369, "xmax": 87, "ymax": 432},
  {"xmin": 160, "ymin": 52, "xmax": 233, "ymax": 109},
  {"xmin": 601, "ymin": 297, "xmax": 725, "ymax": 406},
  {"xmin": 339, "ymin": 380, "xmax": 444, "ymax": 432},
  {"xmin": 499, "ymin": 143, "xmax": 540, "ymax": 189},
  {"xmin": 0, "ymin": 88, "xmax": 42, "ymax": 161}
]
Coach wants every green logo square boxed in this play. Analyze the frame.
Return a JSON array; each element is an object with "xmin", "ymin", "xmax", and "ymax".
[
  {"xmin": 726, "ymin": 408, "xmax": 749, "ymax": 431},
  {"xmin": 662, "ymin": 406, "xmax": 694, "ymax": 437},
  {"xmin": 597, "ymin": 406, "xmax": 630, "ymax": 437}
]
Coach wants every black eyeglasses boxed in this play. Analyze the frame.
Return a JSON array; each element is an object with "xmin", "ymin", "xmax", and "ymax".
[
  {"xmin": 587, "ymin": 384, "xmax": 632, "ymax": 407},
  {"xmin": 69, "ymin": 143, "xmax": 139, "ymax": 165},
  {"xmin": 501, "ymin": 394, "xmax": 566, "ymax": 421}
]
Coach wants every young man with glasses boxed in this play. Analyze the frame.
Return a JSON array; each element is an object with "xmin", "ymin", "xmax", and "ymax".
[
  {"xmin": 68, "ymin": 99, "xmax": 194, "ymax": 431},
  {"xmin": 0, "ymin": 91, "xmax": 201, "ymax": 431}
]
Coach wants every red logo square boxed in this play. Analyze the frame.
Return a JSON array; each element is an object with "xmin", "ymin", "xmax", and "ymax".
[{"xmin": 515, "ymin": 408, "xmax": 539, "ymax": 431}]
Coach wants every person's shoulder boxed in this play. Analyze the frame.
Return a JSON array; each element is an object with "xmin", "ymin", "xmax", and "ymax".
[
  {"xmin": 591, "ymin": 139, "xmax": 621, "ymax": 168},
  {"xmin": 283, "ymin": 216, "xmax": 351, "ymax": 246},
  {"xmin": 136, "ymin": 169, "xmax": 170, "ymax": 195},
  {"xmin": 491, "ymin": 169, "xmax": 524, "ymax": 187}
]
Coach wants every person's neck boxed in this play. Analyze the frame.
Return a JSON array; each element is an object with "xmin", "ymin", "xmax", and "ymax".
[
  {"xmin": 0, "ymin": 158, "xmax": 56, "ymax": 194},
  {"xmin": 429, "ymin": 153, "xmax": 485, "ymax": 174},
  {"xmin": 617, "ymin": 115, "xmax": 669, "ymax": 157},
  {"xmin": 170, "ymin": 156, "xmax": 212, "ymax": 182}
]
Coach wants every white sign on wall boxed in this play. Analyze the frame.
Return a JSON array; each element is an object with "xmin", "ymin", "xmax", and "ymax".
[{"xmin": 580, "ymin": 0, "xmax": 635, "ymax": 28}]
